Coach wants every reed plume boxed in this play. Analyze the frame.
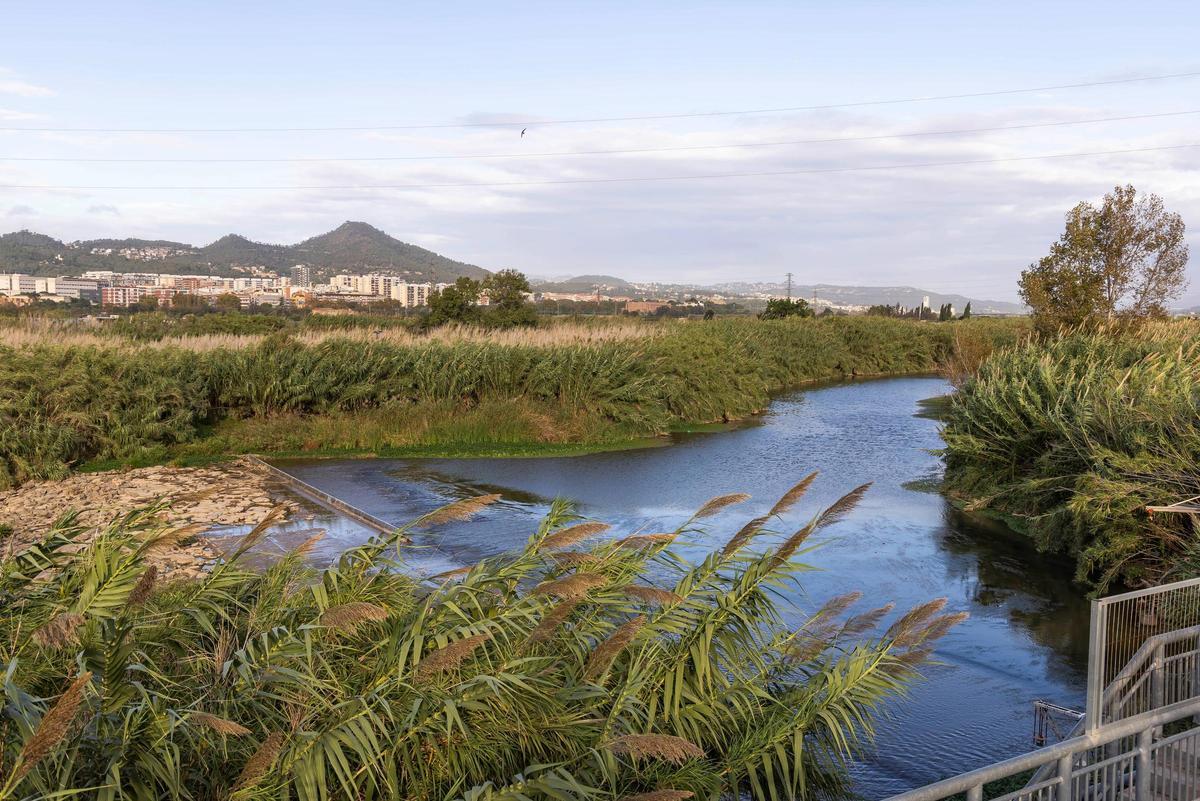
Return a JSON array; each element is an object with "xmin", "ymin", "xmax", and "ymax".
[
  {"xmin": 31, "ymin": 613, "xmax": 85, "ymax": 649},
  {"xmin": 584, "ymin": 616, "xmax": 645, "ymax": 680},
  {"xmin": 418, "ymin": 494, "xmax": 501, "ymax": 527},
  {"xmin": 623, "ymin": 585, "xmax": 683, "ymax": 606},
  {"xmin": 813, "ymin": 483, "xmax": 872, "ymax": 531},
  {"xmin": 415, "ymin": 633, "xmax": 492, "ymax": 682},
  {"xmin": 692, "ymin": 493, "xmax": 751, "ymax": 520},
  {"xmin": 547, "ymin": 551, "xmax": 601, "ymax": 568},
  {"xmin": 234, "ymin": 731, "xmax": 286, "ymax": 790},
  {"xmin": 541, "ymin": 521, "xmax": 611, "ymax": 550},
  {"xmin": 620, "ymin": 792, "xmax": 694, "ymax": 801},
  {"xmin": 721, "ymin": 515, "xmax": 770, "ymax": 557},
  {"xmin": 530, "ymin": 573, "xmax": 607, "ymax": 599},
  {"xmin": 616, "ymin": 534, "xmax": 675, "ymax": 550},
  {"xmin": 189, "ymin": 711, "xmax": 251, "ymax": 737},
  {"xmin": 10, "ymin": 671, "xmax": 92, "ymax": 784},
  {"xmin": 768, "ymin": 472, "xmax": 819, "ymax": 517},
  {"xmin": 318, "ymin": 602, "xmax": 389, "ymax": 632},
  {"xmin": 608, "ymin": 734, "xmax": 705, "ymax": 764},
  {"xmin": 127, "ymin": 565, "xmax": 158, "ymax": 606},
  {"xmin": 884, "ymin": 598, "xmax": 949, "ymax": 643},
  {"xmin": 526, "ymin": 599, "xmax": 581, "ymax": 645},
  {"xmin": 841, "ymin": 603, "xmax": 895, "ymax": 636}
]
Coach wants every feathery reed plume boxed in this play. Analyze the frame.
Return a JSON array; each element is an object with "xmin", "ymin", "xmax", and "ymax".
[
  {"xmin": 211, "ymin": 627, "xmax": 234, "ymax": 682},
  {"xmin": 623, "ymin": 585, "xmax": 683, "ymax": 606},
  {"xmin": 768, "ymin": 520, "xmax": 817, "ymax": 569},
  {"xmin": 31, "ymin": 613, "xmax": 85, "ymax": 649},
  {"xmin": 417, "ymin": 494, "xmax": 501, "ymax": 528},
  {"xmin": 10, "ymin": 671, "xmax": 92, "ymax": 784},
  {"xmin": 620, "ymin": 792, "xmax": 694, "ymax": 801},
  {"xmin": 548, "ymin": 551, "xmax": 601, "ymax": 568},
  {"xmin": 785, "ymin": 619, "xmax": 843, "ymax": 662},
  {"xmin": 813, "ymin": 483, "xmax": 872, "ymax": 531},
  {"xmin": 541, "ymin": 521, "xmax": 611, "ymax": 550},
  {"xmin": 530, "ymin": 573, "xmax": 607, "ymax": 599},
  {"xmin": 616, "ymin": 534, "xmax": 675, "ymax": 550},
  {"xmin": 127, "ymin": 565, "xmax": 158, "ymax": 607},
  {"xmin": 899, "ymin": 611, "xmax": 969, "ymax": 647},
  {"xmin": 721, "ymin": 515, "xmax": 770, "ymax": 557},
  {"xmin": 841, "ymin": 603, "xmax": 895, "ymax": 637},
  {"xmin": 318, "ymin": 602, "xmax": 389, "ymax": 632},
  {"xmin": 230, "ymin": 505, "xmax": 286, "ymax": 561},
  {"xmin": 884, "ymin": 598, "xmax": 948, "ymax": 642},
  {"xmin": 608, "ymin": 734, "xmax": 705, "ymax": 764},
  {"xmin": 584, "ymin": 616, "xmax": 646, "ymax": 680},
  {"xmin": 415, "ymin": 633, "xmax": 492, "ymax": 682},
  {"xmin": 692, "ymin": 492, "xmax": 751, "ymax": 520},
  {"xmin": 430, "ymin": 565, "xmax": 473, "ymax": 581},
  {"xmin": 143, "ymin": 522, "xmax": 208, "ymax": 555},
  {"xmin": 188, "ymin": 711, "xmax": 251, "ymax": 737},
  {"xmin": 810, "ymin": 591, "xmax": 863, "ymax": 622},
  {"xmin": 526, "ymin": 598, "xmax": 581, "ymax": 644},
  {"xmin": 234, "ymin": 731, "xmax": 285, "ymax": 790},
  {"xmin": 290, "ymin": 531, "xmax": 325, "ymax": 557},
  {"xmin": 768, "ymin": 472, "xmax": 819, "ymax": 517}
]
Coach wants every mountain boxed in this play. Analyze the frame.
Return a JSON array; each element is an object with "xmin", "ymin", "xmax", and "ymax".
[
  {"xmin": 0, "ymin": 222, "xmax": 490, "ymax": 281},
  {"xmin": 531, "ymin": 274, "xmax": 634, "ymax": 292}
]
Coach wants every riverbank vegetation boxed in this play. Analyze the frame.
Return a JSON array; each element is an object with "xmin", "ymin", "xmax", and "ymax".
[
  {"xmin": 0, "ymin": 315, "xmax": 1026, "ymax": 486},
  {"xmin": 0, "ymin": 482, "xmax": 964, "ymax": 800},
  {"xmin": 942, "ymin": 321, "xmax": 1200, "ymax": 590}
]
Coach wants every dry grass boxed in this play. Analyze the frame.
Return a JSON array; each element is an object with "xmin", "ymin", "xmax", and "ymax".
[{"xmin": 0, "ymin": 319, "xmax": 660, "ymax": 352}]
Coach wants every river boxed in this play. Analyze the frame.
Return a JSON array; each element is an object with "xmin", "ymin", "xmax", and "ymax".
[{"xmin": 263, "ymin": 376, "xmax": 1089, "ymax": 798}]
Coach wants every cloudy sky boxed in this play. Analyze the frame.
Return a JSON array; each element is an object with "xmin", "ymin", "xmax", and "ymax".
[{"xmin": 1, "ymin": 1, "xmax": 1198, "ymax": 303}]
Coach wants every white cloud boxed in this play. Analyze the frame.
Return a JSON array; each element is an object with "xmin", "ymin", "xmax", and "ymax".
[{"xmin": 0, "ymin": 69, "xmax": 54, "ymax": 98}]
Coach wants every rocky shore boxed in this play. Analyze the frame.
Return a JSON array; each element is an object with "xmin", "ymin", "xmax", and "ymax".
[{"xmin": 0, "ymin": 457, "xmax": 305, "ymax": 579}]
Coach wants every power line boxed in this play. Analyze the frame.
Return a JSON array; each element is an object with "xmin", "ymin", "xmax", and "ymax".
[
  {"xmin": 2, "ymin": 71, "xmax": 1199, "ymax": 134},
  {"xmin": 4, "ymin": 109, "xmax": 1197, "ymax": 163},
  {"xmin": 0, "ymin": 143, "xmax": 1193, "ymax": 191}
]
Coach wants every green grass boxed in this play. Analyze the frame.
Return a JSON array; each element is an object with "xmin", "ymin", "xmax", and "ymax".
[
  {"xmin": 0, "ymin": 479, "xmax": 964, "ymax": 800},
  {"xmin": 941, "ymin": 320, "xmax": 1200, "ymax": 590},
  {"xmin": 0, "ymin": 316, "xmax": 1027, "ymax": 486}
]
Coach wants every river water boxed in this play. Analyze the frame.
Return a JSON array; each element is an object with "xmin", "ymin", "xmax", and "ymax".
[{"xmin": 265, "ymin": 376, "xmax": 1089, "ymax": 798}]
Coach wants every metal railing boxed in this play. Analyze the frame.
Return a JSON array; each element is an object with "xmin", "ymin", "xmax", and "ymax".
[
  {"xmin": 1088, "ymin": 579, "xmax": 1200, "ymax": 730},
  {"xmin": 245, "ymin": 455, "xmax": 401, "ymax": 536},
  {"xmin": 883, "ymin": 697, "xmax": 1200, "ymax": 801}
]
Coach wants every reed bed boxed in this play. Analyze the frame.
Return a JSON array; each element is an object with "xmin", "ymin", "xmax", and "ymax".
[
  {"xmin": 941, "ymin": 320, "xmax": 1200, "ymax": 590},
  {"xmin": 0, "ymin": 316, "xmax": 1024, "ymax": 487},
  {"xmin": 0, "ymin": 478, "xmax": 962, "ymax": 800}
]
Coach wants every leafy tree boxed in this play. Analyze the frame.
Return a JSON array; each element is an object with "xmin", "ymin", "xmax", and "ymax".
[
  {"xmin": 959, "ymin": 301, "xmax": 972, "ymax": 320},
  {"xmin": 214, "ymin": 293, "xmax": 242, "ymax": 312},
  {"xmin": 171, "ymin": 293, "xmax": 206, "ymax": 311},
  {"xmin": 134, "ymin": 295, "xmax": 159, "ymax": 311},
  {"xmin": 425, "ymin": 277, "xmax": 482, "ymax": 327},
  {"xmin": 1019, "ymin": 185, "xmax": 1189, "ymax": 332},
  {"xmin": 759, "ymin": 297, "xmax": 813, "ymax": 320},
  {"xmin": 938, "ymin": 303, "xmax": 953, "ymax": 322},
  {"xmin": 482, "ymin": 269, "xmax": 537, "ymax": 328}
]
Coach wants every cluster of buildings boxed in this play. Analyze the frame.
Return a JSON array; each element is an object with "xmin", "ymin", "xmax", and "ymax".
[{"xmin": 0, "ymin": 265, "xmax": 455, "ymax": 310}]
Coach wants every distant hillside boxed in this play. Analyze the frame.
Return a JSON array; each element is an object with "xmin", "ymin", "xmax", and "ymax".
[
  {"xmin": 0, "ymin": 222, "xmax": 490, "ymax": 281},
  {"xmin": 531, "ymin": 274, "xmax": 634, "ymax": 292},
  {"xmin": 715, "ymin": 282, "xmax": 1025, "ymax": 315}
]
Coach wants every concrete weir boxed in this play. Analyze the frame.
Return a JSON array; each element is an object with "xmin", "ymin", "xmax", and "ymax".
[{"xmin": 246, "ymin": 455, "xmax": 401, "ymax": 536}]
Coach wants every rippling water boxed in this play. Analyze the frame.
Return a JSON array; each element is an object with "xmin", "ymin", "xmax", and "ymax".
[{"xmin": 265, "ymin": 376, "xmax": 1089, "ymax": 798}]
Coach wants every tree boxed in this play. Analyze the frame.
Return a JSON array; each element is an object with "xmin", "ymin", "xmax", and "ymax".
[
  {"xmin": 482, "ymin": 269, "xmax": 537, "ymax": 328},
  {"xmin": 1019, "ymin": 185, "xmax": 1189, "ymax": 332},
  {"xmin": 134, "ymin": 295, "xmax": 159, "ymax": 311},
  {"xmin": 425, "ymin": 277, "xmax": 482, "ymax": 327},
  {"xmin": 758, "ymin": 297, "xmax": 813, "ymax": 320},
  {"xmin": 938, "ymin": 303, "xmax": 953, "ymax": 322},
  {"xmin": 172, "ymin": 293, "xmax": 206, "ymax": 311},
  {"xmin": 214, "ymin": 293, "xmax": 242, "ymax": 312},
  {"xmin": 959, "ymin": 301, "xmax": 972, "ymax": 320}
]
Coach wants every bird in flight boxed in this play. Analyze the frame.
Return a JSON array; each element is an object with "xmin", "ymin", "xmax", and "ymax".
[{"xmin": 520, "ymin": 128, "xmax": 527, "ymax": 137}]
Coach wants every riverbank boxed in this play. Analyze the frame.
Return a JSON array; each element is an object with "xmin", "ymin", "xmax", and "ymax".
[
  {"xmin": 0, "ymin": 457, "xmax": 304, "ymax": 578},
  {"xmin": 941, "ymin": 321, "xmax": 1200, "ymax": 591},
  {"xmin": 0, "ymin": 315, "xmax": 1028, "ymax": 485}
]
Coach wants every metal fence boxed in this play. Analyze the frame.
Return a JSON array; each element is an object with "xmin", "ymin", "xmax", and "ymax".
[{"xmin": 1087, "ymin": 578, "xmax": 1200, "ymax": 730}]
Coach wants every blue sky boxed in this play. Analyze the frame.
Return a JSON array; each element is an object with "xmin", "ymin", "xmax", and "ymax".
[{"xmin": 1, "ymin": 1, "xmax": 1198, "ymax": 302}]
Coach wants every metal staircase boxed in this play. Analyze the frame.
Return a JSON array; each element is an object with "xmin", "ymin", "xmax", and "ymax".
[{"xmin": 884, "ymin": 578, "xmax": 1200, "ymax": 801}]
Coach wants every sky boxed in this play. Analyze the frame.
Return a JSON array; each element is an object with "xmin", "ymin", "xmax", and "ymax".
[{"xmin": 1, "ymin": 1, "xmax": 1198, "ymax": 303}]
